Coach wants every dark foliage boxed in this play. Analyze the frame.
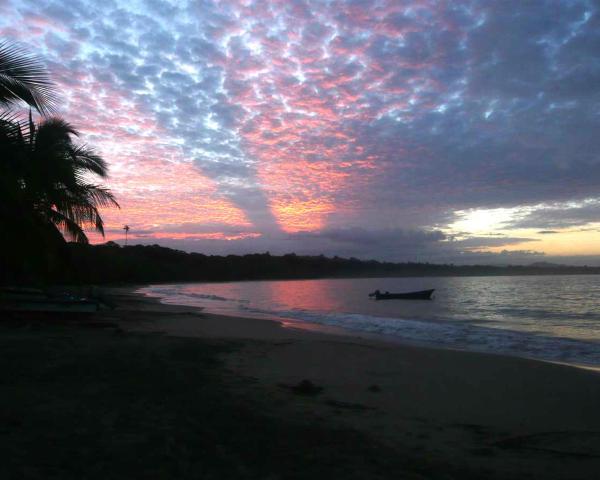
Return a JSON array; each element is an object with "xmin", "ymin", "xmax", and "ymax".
[{"xmin": 42, "ymin": 242, "xmax": 600, "ymax": 285}]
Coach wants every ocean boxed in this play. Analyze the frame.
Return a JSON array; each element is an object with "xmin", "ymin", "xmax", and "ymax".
[{"xmin": 139, "ymin": 275, "xmax": 600, "ymax": 368}]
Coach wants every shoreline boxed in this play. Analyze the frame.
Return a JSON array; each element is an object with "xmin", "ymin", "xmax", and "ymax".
[
  {"xmin": 3, "ymin": 287, "xmax": 599, "ymax": 478},
  {"xmin": 114, "ymin": 287, "xmax": 600, "ymax": 478},
  {"xmin": 133, "ymin": 286, "xmax": 600, "ymax": 380},
  {"xmin": 137, "ymin": 285, "xmax": 600, "ymax": 372},
  {"xmin": 119, "ymin": 293, "xmax": 600, "ymax": 418}
]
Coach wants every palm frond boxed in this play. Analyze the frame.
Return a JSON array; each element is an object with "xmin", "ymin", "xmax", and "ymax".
[
  {"xmin": 35, "ymin": 117, "xmax": 77, "ymax": 146},
  {"xmin": 28, "ymin": 109, "xmax": 35, "ymax": 144},
  {"xmin": 78, "ymin": 184, "xmax": 120, "ymax": 209},
  {"xmin": 71, "ymin": 144, "xmax": 109, "ymax": 177},
  {"xmin": 50, "ymin": 184, "xmax": 119, "ymax": 237},
  {"xmin": 0, "ymin": 41, "xmax": 58, "ymax": 115},
  {"xmin": 0, "ymin": 108, "xmax": 22, "ymax": 124},
  {"xmin": 46, "ymin": 208, "xmax": 89, "ymax": 243},
  {"xmin": 0, "ymin": 116, "xmax": 28, "ymax": 169}
]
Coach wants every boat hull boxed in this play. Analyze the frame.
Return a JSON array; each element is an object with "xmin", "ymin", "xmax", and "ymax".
[
  {"xmin": 0, "ymin": 288, "xmax": 100, "ymax": 313},
  {"xmin": 0, "ymin": 299, "xmax": 99, "ymax": 313},
  {"xmin": 372, "ymin": 289, "xmax": 434, "ymax": 300}
]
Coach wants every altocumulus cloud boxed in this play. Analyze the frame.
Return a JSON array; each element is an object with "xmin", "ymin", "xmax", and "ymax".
[{"xmin": 2, "ymin": 0, "xmax": 600, "ymax": 263}]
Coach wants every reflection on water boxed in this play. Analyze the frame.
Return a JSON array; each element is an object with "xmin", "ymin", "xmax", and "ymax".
[{"xmin": 140, "ymin": 275, "xmax": 600, "ymax": 366}]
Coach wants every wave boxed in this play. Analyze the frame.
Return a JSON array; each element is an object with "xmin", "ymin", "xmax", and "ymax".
[
  {"xmin": 269, "ymin": 308, "xmax": 600, "ymax": 366},
  {"xmin": 138, "ymin": 285, "xmax": 600, "ymax": 367},
  {"xmin": 141, "ymin": 286, "xmax": 232, "ymax": 302}
]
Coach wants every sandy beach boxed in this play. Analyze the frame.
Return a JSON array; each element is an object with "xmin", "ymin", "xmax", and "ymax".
[
  {"xmin": 2, "ymin": 287, "xmax": 599, "ymax": 479},
  {"xmin": 114, "ymin": 288, "xmax": 600, "ymax": 479}
]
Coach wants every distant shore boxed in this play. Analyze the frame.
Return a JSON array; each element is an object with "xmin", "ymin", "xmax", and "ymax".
[
  {"xmin": 46, "ymin": 242, "xmax": 600, "ymax": 286},
  {"xmin": 2, "ymin": 287, "xmax": 599, "ymax": 479}
]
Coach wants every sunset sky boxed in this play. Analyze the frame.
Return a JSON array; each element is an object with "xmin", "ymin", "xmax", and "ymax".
[{"xmin": 3, "ymin": 0, "xmax": 600, "ymax": 264}]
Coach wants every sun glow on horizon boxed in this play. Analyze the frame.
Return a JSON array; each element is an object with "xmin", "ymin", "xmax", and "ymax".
[{"xmin": 448, "ymin": 208, "xmax": 519, "ymax": 236}]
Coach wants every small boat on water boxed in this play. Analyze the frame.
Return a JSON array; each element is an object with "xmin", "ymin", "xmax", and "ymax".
[{"xmin": 368, "ymin": 289, "xmax": 435, "ymax": 300}]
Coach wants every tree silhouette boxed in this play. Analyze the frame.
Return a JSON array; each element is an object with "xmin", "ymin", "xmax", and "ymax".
[{"xmin": 124, "ymin": 225, "xmax": 130, "ymax": 245}]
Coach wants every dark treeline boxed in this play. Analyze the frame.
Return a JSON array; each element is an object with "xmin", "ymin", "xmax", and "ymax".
[{"xmin": 30, "ymin": 242, "xmax": 600, "ymax": 285}]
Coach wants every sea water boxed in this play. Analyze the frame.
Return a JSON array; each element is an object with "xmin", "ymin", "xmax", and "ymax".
[{"xmin": 139, "ymin": 275, "xmax": 600, "ymax": 368}]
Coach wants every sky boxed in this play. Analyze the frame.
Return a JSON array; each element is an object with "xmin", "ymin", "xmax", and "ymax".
[{"xmin": 3, "ymin": 0, "xmax": 600, "ymax": 265}]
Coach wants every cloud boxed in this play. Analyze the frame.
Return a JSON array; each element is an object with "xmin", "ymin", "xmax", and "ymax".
[
  {"xmin": 509, "ymin": 200, "xmax": 600, "ymax": 229},
  {"xmin": 4, "ymin": 0, "xmax": 600, "ymax": 262},
  {"xmin": 452, "ymin": 236, "xmax": 539, "ymax": 249}
]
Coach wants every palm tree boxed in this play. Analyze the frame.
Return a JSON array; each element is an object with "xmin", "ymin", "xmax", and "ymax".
[
  {"xmin": 2, "ymin": 113, "xmax": 119, "ymax": 244},
  {"xmin": 0, "ymin": 40, "xmax": 57, "ymax": 224},
  {"xmin": 0, "ymin": 41, "xmax": 118, "ymax": 283},
  {"xmin": 123, "ymin": 225, "xmax": 130, "ymax": 245},
  {"xmin": 0, "ymin": 40, "xmax": 57, "ymax": 115},
  {"xmin": 0, "ymin": 41, "xmax": 115, "ymax": 244}
]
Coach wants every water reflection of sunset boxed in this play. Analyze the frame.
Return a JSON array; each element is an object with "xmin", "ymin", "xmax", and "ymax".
[{"xmin": 260, "ymin": 279, "xmax": 344, "ymax": 313}]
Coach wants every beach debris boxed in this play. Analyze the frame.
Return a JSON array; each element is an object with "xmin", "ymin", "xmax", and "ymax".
[
  {"xmin": 367, "ymin": 384, "xmax": 381, "ymax": 393},
  {"xmin": 278, "ymin": 379, "xmax": 324, "ymax": 396},
  {"xmin": 325, "ymin": 399, "xmax": 375, "ymax": 411},
  {"xmin": 494, "ymin": 431, "xmax": 600, "ymax": 458},
  {"xmin": 469, "ymin": 447, "xmax": 496, "ymax": 457}
]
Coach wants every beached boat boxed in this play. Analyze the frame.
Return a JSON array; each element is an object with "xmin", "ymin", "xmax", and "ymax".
[
  {"xmin": 0, "ymin": 287, "xmax": 48, "ymax": 301},
  {"xmin": 0, "ymin": 298, "xmax": 100, "ymax": 313},
  {"xmin": 368, "ymin": 289, "xmax": 435, "ymax": 300},
  {"xmin": 0, "ymin": 287, "xmax": 100, "ymax": 314}
]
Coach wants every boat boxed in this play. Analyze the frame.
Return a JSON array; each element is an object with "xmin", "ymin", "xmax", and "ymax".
[
  {"xmin": 0, "ymin": 298, "xmax": 100, "ymax": 313},
  {"xmin": 0, "ymin": 287, "xmax": 48, "ymax": 301},
  {"xmin": 0, "ymin": 287, "xmax": 101, "ymax": 314},
  {"xmin": 368, "ymin": 289, "xmax": 434, "ymax": 300}
]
